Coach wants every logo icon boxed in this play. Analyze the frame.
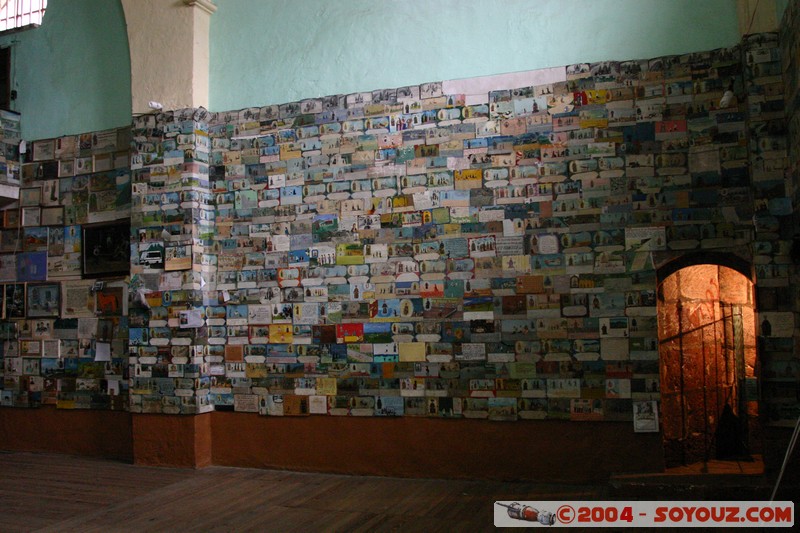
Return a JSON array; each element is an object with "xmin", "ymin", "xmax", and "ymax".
[{"xmin": 495, "ymin": 502, "xmax": 556, "ymax": 525}]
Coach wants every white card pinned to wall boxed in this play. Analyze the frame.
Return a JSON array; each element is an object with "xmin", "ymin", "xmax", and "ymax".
[{"xmin": 95, "ymin": 341, "xmax": 111, "ymax": 362}]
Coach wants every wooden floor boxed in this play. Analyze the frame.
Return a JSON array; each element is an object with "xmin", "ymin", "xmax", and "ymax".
[
  {"xmin": 663, "ymin": 455, "xmax": 764, "ymax": 476},
  {"xmin": 0, "ymin": 452, "xmax": 602, "ymax": 532}
]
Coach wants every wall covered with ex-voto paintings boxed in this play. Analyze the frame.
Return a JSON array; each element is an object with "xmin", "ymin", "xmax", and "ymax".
[
  {"xmin": 0, "ymin": 126, "xmax": 131, "ymax": 410},
  {"xmin": 2, "ymin": 31, "xmax": 798, "ymax": 430}
]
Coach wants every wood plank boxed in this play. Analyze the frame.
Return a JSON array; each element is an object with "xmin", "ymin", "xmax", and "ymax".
[{"xmin": 0, "ymin": 452, "xmax": 603, "ymax": 532}]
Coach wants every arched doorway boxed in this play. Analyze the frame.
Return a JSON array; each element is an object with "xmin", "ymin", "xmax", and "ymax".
[{"xmin": 657, "ymin": 263, "xmax": 759, "ymax": 468}]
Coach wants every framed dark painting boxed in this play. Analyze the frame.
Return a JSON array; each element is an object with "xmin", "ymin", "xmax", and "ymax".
[
  {"xmin": 82, "ymin": 221, "xmax": 131, "ymax": 278},
  {"xmin": 3, "ymin": 283, "xmax": 26, "ymax": 318}
]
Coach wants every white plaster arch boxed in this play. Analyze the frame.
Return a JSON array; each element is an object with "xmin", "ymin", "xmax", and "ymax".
[{"xmin": 120, "ymin": 0, "xmax": 215, "ymax": 114}]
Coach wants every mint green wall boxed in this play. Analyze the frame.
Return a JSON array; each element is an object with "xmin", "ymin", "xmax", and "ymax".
[
  {"xmin": 0, "ymin": 0, "xmax": 131, "ymax": 141},
  {"xmin": 210, "ymin": 0, "xmax": 741, "ymax": 111},
  {"xmin": 0, "ymin": 0, "xmax": 747, "ymax": 140}
]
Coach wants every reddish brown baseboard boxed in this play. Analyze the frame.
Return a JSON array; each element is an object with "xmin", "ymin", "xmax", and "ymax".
[
  {"xmin": 132, "ymin": 412, "xmax": 212, "ymax": 468},
  {"xmin": 0, "ymin": 406, "xmax": 132, "ymax": 461},
  {"xmin": 2, "ymin": 407, "xmax": 666, "ymax": 481},
  {"xmin": 210, "ymin": 412, "xmax": 665, "ymax": 483}
]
